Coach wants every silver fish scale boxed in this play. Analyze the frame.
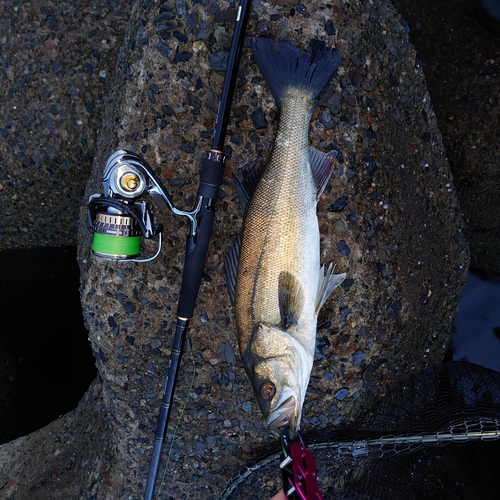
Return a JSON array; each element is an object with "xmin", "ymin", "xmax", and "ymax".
[{"xmin": 235, "ymin": 86, "xmax": 320, "ymax": 351}]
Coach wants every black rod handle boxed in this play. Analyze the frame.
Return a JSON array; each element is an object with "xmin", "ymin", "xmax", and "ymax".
[
  {"xmin": 176, "ymin": 197, "xmax": 216, "ymax": 319},
  {"xmin": 177, "ymin": 149, "xmax": 225, "ymax": 318}
]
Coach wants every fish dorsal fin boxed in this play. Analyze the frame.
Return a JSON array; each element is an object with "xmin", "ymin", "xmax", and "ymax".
[
  {"xmin": 224, "ymin": 236, "xmax": 241, "ymax": 306},
  {"xmin": 309, "ymin": 147, "xmax": 337, "ymax": 201},
  {"xmin": 234, "ymin": 157, "xmax": 265, "ymax": 214},
  {"xmin": 315, "ymin": 263, "xmax": 346, "ymax": 314},
  {"xmin": 278, "ymin": 271, "xmax": 304, "ymax": 330}
]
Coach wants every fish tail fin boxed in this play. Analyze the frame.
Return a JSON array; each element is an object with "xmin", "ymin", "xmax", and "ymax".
[{"xmin": 250, "ymin": 38, "xmax": 343, "ymax": 106}]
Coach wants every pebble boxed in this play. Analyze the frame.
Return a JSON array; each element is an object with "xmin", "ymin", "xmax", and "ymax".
[
  {"xmin": 352, "ymin": 350, "xmax": 366, "ymax": 366},
  {"xmin": 319, "ymin": 108, "xmax": 336, "ymax": 128},
  {"xmin": 172, "ymin": 52, "xmax": 192, "ymax": 64},
  {"xmin": 194, "ymin": 441, "xmax": 205, "ymax": 456},
  {"xmin": 214, "ymin": 26, "xmax": 230, "ymax": 47},
  {"xmin": 346, "ymin": 213, "xmax": 359, "ymax": 226},
  {"xmin": 175, "ymin": 0, "xmax": 187, "ymax": 16},
  {"xmin": 169, "ymin": 177, "xmax": 188, "ymax": 187},
  {"xmin": 251, "ymin": 107, "xmax": 268, "ymax": 129},
  {"xmin": 334, "ymin": 388, "xmax": 349, "ymax": 401},
  {"xmin": 220, "ymin": 341, "xmax": 237, "ymax": 365},
  {"xmin": 339, "ymin": 308, "xmax": 351, "ymax": 323},
  {"xmin": 123, "ymin": 301, "xmax": 135, "ymax": 314},
  {"xmin": 150, "ymin": 339, "xmax": 162, "ymax": 349},
  {"xmin": 325, "ymin": 19, "xmax": 337, "ymax": 36},
  {"xmin": 335, "ymin": 219, "xmax": 347, "ymax": 232},
  {"xmin": 337, "ymin": 240, "xmax": 351, "ymax": 255},
  {"xmin": 173, "ymin": 31, "xmax": 188, "ymax": 44},
  {"xmin": 359, "ymin": 327, "xmax": 371, "ymax": 338},
  {"xmin": 196, "ymin": 21, "xmax": 213, "ymax": 40},
  {"xmin": 209, "ymin": 50, "xmax": 229, "ymax": 71},
  {"xmin": 242, "ymin": 401, "xmax": 252, "ymax": 414},
  {"xmin": 154, "ymin": 11, "xmax": 174, "ymax": 24},
  {"xmin": 155, "ymin": 42, "xmax": 170, "ymax": 58},
  {"xmin": 328, "ymin": 195, "xmax": 348, "ymax": 212},
  {"xmin": 341, "ymin": 278, "xmax": 354, "ymax": 290}
]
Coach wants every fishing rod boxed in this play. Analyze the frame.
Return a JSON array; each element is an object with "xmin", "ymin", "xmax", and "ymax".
[
  {"xmin": 87, "ymin": 1, "xmax": 252, "ymax": 499},
  {"xmin": 143, "ymin": 2, "xmax": 252, "ymax": 496}
]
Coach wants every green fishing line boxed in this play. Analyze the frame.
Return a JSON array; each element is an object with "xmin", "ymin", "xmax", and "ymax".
[{"xmin": 92, "ymin": 233, "xmax": 141, "ymax": 258}]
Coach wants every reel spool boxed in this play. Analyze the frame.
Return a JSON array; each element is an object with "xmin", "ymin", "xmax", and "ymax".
[{"xmin": 91, "ymin": 209, "xmax": 142, "ymax": 260}]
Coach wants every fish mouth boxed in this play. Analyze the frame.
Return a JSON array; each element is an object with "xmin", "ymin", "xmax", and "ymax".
[{"xmin": 267, "ymin": 394, "xmax": 298, "ymax": 431}]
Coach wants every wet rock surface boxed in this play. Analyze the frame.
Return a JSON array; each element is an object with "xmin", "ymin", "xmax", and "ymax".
[
  {"xmin": 393, "ymin": 0, "xmax": 500, "ymax": 272},
  {"xmin": 0, "ymin": 0, "xmax": 482, "ymax": 498},
  {"xmin": 0, "ymin": 0, "xmax": 132, "ymax": 249}
]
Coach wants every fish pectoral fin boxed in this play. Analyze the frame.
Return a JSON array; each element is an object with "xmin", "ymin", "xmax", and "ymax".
[
  {"xmin": 309, "ymin": 147, "xmax": 337, "ymax": 201},
  {"xmin": 223, "ymin": 236, "xmax": 241, "ymax": 306},
  {"xmin": 315, "ymin": 263, "xmax": 346, "ymax": 314},
  {"xmin": 278, "ymin": 271, "xmax": 305, "ymax": 330}
]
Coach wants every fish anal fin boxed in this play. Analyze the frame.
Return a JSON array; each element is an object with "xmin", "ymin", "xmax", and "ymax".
[
  {"xmin": 278, "ymin": 271, "xmax": 305, "ymax": 331},
  {"xmin": 309, "ymin": 147, "xmax": 337, "ymax": 201},
  {"xmin": 315, "ymin": 263, "xmax": 346, "ymax": 314}
]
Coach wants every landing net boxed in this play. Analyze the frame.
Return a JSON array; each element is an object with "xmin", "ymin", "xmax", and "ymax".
[{"xmin": 221, "ymin": 362, "xmax": 500, "ymax": 499}]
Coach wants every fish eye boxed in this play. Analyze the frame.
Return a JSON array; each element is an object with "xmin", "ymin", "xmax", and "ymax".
[{"xmin": 260, "ymin": 381, "xmax": 276, "ymax": 400}]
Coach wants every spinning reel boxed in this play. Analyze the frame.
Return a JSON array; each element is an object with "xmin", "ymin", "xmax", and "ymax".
[{"xmin": 87, "ymin": 149, "xmax": 200, "ymax": 262}]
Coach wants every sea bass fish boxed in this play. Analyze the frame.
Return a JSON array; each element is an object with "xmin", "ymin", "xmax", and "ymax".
[{"xmin": 225, "ymin": 38, "xmax": 345, "ymax": 436}]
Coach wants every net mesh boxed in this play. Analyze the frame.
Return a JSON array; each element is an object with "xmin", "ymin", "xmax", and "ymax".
[{"xmin": 221, "ymin": 362, "xmax": 500, "ymax": 499}]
